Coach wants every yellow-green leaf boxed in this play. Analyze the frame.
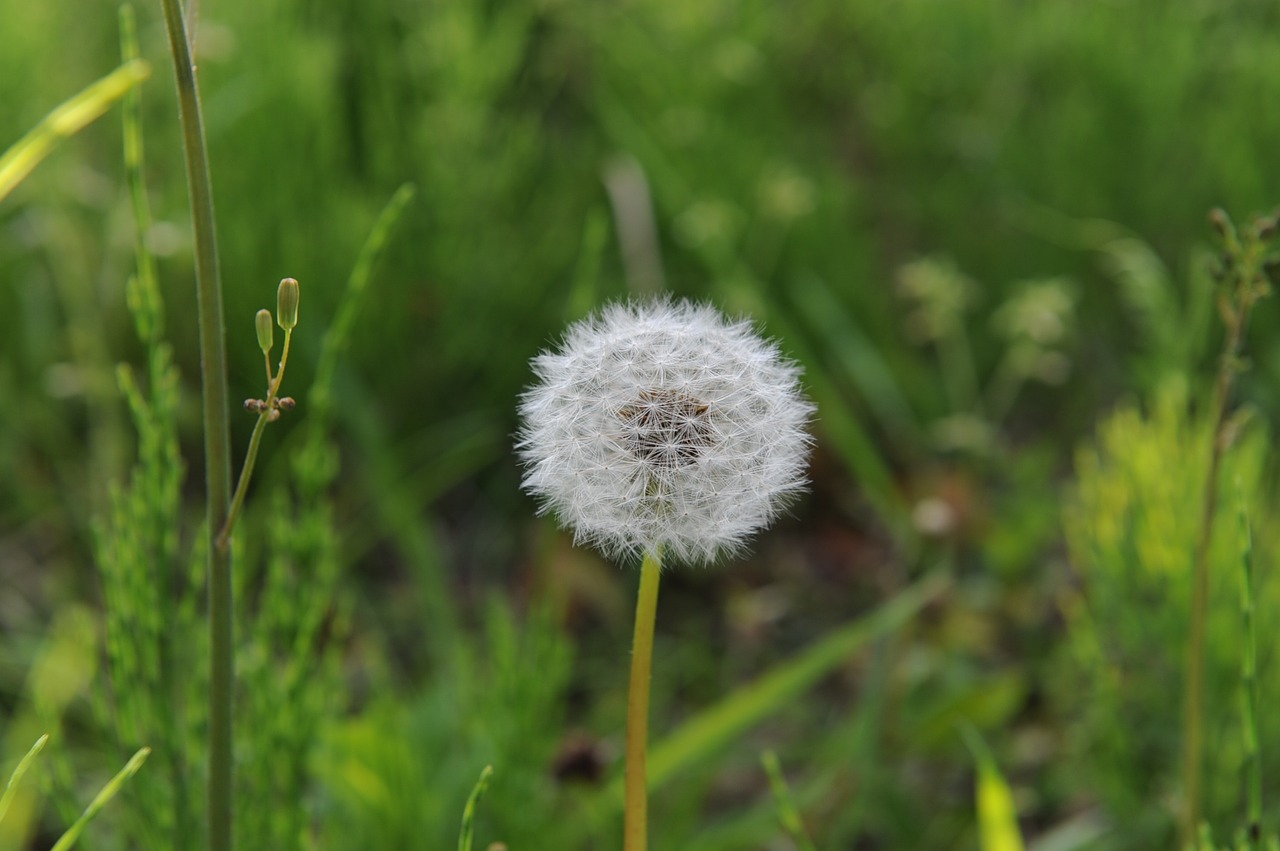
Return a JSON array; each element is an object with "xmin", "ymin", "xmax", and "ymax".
[{"xmin": 0, "ymin": 59, "xmax": 151, "ymax": 203}]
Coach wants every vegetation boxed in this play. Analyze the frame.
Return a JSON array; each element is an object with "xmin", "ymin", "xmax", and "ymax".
[{"xmin": 2, "ymin": 0, "xmax": 1280, "ymax": 848}]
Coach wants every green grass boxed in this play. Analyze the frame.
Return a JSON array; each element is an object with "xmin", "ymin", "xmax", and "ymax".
[{"xmin": 3, "ymin": 0, "xmax": 1280, "ymax": 848}]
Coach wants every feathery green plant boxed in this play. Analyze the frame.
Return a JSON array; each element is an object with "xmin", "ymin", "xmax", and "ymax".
[
  {"xmin": 1063, "ymin": 381, "xmax": 1280, "ymax": 844},
  {"xmin": 91, "ymin": 6, "xmax": 416, "ymax": 850}
]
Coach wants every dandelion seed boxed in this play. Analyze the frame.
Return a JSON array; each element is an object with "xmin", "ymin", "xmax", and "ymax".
[{"xmin": 517, "ymin": 298, "xmax": 814, "ymax": 565}]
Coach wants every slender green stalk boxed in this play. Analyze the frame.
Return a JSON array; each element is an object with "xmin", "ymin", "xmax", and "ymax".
[
  {"xmin": 1238, "ymin": 484, "xmax": 1262, "ymax": 840},
  {"xmin": 217, "ymin": 326, "xmax": 293, "ymax": 551},
  {"xmin": 1183, "ymin": 210, "xmax": 1270, "ymax": 844},
  {"xmin": 625, "ymin": 550, "xmax": 662, "ymax": 851},
  {"xmin": 157, "ymin": 2, "xmax": 233, "ymax": 850}
]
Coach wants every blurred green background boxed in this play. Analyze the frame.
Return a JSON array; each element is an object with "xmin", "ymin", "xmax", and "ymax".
[{"xmin": 4, "ymin": 0, "xmax": 1280, "ymax": 848}]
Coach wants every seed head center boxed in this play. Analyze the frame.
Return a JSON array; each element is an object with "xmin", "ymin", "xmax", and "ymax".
[{"xmin": 617, "ymin": 389, "xmax": 715, "ymax": 469}]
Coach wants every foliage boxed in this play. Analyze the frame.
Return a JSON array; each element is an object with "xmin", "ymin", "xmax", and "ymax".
[
  {"xmin": 4, "ymin": 0, "xmax": 1280, "ymax": 849},
  {"xmin": 1062, "ymin": 383, "xmax": 1280, "ymax": 845}
]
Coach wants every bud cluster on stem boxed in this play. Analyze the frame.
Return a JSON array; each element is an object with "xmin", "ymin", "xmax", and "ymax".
[{"xmin": 216, "ymin": 277, "xmax": 302, "ymax": 552}]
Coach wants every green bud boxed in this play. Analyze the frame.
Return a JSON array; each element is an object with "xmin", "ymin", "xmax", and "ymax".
[
  {"xmin": 255, "ymin": 309, "xmax": 274, "ymax": 354},
  {"xmin": 277, "ymin": 277, "xmax": 300, "ymax": 331}
]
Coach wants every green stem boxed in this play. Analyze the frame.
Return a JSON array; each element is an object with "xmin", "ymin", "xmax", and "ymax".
[
  {"xmin": 157, "ymin": 2, "xmax": 233, "ymax": 851},
  {"xmin": 625, "ymin": 551, "xmax": 662, "ymax": 851},
  {"xmin": 1182, "ymin": 219, "xmax": 1263, "ymax": 845},
  {"xmin": 217, "ymin": 328, "xmax": 293, "ymax": 551},
  {"xmin": 1239, "ymin": 485, "xmax": 1262, "ymax": 839}
]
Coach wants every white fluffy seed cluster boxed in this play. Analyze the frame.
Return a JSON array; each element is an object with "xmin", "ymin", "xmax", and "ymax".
[{"xmin": 517, "ymin": 299, "xmax": 815, "ymax": 565}]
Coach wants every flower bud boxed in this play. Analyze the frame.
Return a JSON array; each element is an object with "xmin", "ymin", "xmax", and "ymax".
[
  {"xmin": 277, "ymin": 277, "xmax": 300, "ymax": 331},
  {"xmin": 255, "ymin": 309, "xmax": 274, "ymax": 354},
  {"xmin": 1208, "ymin": 208, "xmax": 1231, "ymax": 239}
]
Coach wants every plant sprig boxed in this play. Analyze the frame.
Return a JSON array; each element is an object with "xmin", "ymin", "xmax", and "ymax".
[
  {"xmin": 216, "ymin": 277, "xmax": 300, "ymax": 552},
  {"xmin": 1183, "ymin": 208, "xmax": 1275, "ymax": 844}
]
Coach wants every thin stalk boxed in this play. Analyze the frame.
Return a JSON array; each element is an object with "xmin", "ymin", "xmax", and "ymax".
[
  {"xmin": 624, "ymin": 550, "xmax": 662, "ymax": 851},
  {"xmin": 157, "ymin": 2, "xmax": 233, "ymax": 851},
  {"xmin": 217, "ymin": 328, "xmax": 293, "ymax": 551},
  {"xmin": 1239, "ymin": 485, "xmax": 1262, "ymax": 841},
  {"xmin": 1182, "ymin": 215, "xmax": 1266, "ymax": 844}
]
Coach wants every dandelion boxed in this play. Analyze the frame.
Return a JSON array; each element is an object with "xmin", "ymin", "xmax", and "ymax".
[
  {"xmin": 517, "ymin": 298, "xmax": 814, "ymax": 565},
  {"xmin": 517, "ymin": 297, "xmax": 814, "ymax": 851}
]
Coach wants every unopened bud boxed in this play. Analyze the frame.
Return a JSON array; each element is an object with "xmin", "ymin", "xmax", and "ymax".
[
  {"xmin": 255, "ymin": 309, "xmax": 274, "ymax": 354},
  {"xmin": 1209, "ymin": 208, "xmax": 1231, "ymax": 239},
  {"xmin": 277, "ymin": 396, "xmax": 296, "ymax": 410},
  {"xmin": 277, "ymin": 277, "xmax": 300, "ymax": 331}
]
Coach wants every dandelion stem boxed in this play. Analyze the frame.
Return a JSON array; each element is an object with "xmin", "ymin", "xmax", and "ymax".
[
  {"xmin": 157, "ymin": 0, "xmax": 233, "ymax": 849},
  {"xmin": 624, "ymin": 550, "xmax": 662, "ymax": 851}
]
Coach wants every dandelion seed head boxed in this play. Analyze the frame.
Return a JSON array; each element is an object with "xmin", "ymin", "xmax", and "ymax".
[{"xmin": 517, "ymin": 298, "xmax": 815, "ymax": 565}]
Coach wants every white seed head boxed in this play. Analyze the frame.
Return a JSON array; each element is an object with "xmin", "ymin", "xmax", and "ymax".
[{"xmin": 517, "ymin": 298, "xmax": 815, "ymax": 565}]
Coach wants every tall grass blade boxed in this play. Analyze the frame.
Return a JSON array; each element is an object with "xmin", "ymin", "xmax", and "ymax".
[
  {"xmin": 0, "ymin": 59, "xmax": 150, "ymax": 203},
  {"xmin": 0, "ymin": 735, "xmax": 49, "ymax": 826},
  {"xmin": 49, "ymin": 747, "xmax": 150, "ymax": 851},
  {"xmin": 457, "ymin": 765, "xmax": 493, "ymax": 851}
]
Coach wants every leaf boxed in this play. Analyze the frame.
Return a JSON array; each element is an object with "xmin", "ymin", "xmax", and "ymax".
[
  {"xmin": 49, "ymin": 746, "xmax": 150, "ymax": 851},
  {"xmin": 961, "ymin": 726, "xmax": 1025, "ymax": 851},
  {"xmin": 457, "ymin": 765, "xmax": 494, "ymax": 851},
  {"xmin": 0, "ymin": 59, "xmax": 151, "ymax": 203},
  {"xmin": 0, "ymin": 735, "xmax": 48, "ymax": 827}
]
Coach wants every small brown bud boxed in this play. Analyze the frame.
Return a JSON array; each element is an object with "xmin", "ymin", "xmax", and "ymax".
[
  {"xmin": 1209, "ymin": 208, "xmax": 1231, "ymax": 239},
  {"xmin": 244, "ymin": 398, "xmax": 264, "ymax": 413},
  {"xmin": 277, "ymin": 396, "xmax": 296, "ymax": 410}
]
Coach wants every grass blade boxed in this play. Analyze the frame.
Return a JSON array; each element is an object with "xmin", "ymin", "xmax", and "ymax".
[
  {"xmin": 0, "ymin": 735, "xmax": 49, "ymax": 827},
  {"xmin": 761, "ymin": 750, "xmax": 817, "ymax": 851},
  {"xmin": 457, "ymin": 765, "xmax": 494, "ymax": 851},
  {"xmin": 961, "ymin": 726, "xmax": 1025, "ymax": 851},
  {"xmin": 49, "ymin": 746, "xmax": 150, "ymax": 851},
  {"xmin": 0, "ymin": 59, "xmax": 150, "ymax": 203}
]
